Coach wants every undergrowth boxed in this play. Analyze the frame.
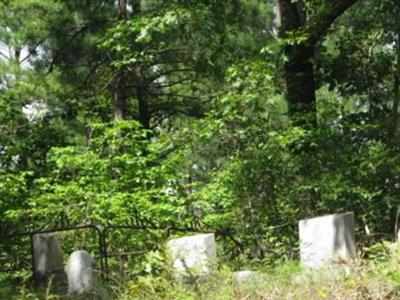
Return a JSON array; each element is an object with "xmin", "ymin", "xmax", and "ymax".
[{"xmin": 3, "ymin": 241, "xmax": 400, "ymax": 300}]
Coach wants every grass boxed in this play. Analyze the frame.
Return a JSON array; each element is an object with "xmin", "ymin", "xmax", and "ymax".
[{"xmin": 116, "ymin": 258, "xmax": 400, "ymax": 300}]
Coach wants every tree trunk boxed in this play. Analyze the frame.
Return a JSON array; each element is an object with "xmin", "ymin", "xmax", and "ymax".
[
  {"xmin": 130, "ymin": 0, "xmax": 141, "ymax": 13},
  {"xmin": 391, "ymin": 31, "xmax": 400, "ymax": 138},
  {"xmin": 277, "ymin": 0, "xmax": 359, "ymax": 127},
  {"xmin": 117, "ymin": 0, "xmax": 127, "ymax": 19},
  {"xmin": 113, "ymin": 0, "xmax": 127, "ymax": 121},
  {"xmin": 130, "ymin": 0, "xmax": 151, "ymax": 129},
  {"xmin": 134, "ymin": 65, "xmax": 151, "ymax": 129},
  {"xmin": 137, "ymin": 86, "xmax": 150, "ymax": 129},
  {"xmin": 114, "ymin": 70, "xmax": 126, "ymax": 121},
  {"xmin": 283, "ymin": 42, "xmax": 317, "ymax": 126},
  {"xmin": 278, "ymin": 0, "xmax": 316, "ymax": 127}
]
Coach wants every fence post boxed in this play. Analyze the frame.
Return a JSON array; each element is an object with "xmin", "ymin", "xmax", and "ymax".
[
  {"xmin": 29, "ymin": 233, "xmax": 36, "ymax": 284},
  {"xmin": 103, "ymin": 228, "xmax": 109, "ymax": 280}
]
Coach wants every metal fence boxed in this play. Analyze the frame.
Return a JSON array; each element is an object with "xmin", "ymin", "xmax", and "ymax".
[{"xmin": 0, "ymin": 215, "xmax": 209, "ymax": 282}]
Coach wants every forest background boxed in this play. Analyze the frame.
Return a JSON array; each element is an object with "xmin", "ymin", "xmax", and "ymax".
[{"xmin": 1, "ymin": 0, "xmax": 400, "ymax": 288}]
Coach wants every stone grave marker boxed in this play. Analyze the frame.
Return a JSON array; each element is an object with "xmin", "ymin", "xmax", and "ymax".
[
  {"xmin": 32, "ymin": 233, "xmax": 64, "ymax": 285},
  {"xmin": 65, "ymin": 250, "xmax": 97, "ymax": 295},
  {"xmin": 299, "ymin": 212, "xmax": 356, "ymax": 269},
  {"xmin": 233, "ymin": 270, "xmax": 257, "ymax": 284},
  {"xmin": 167, "ymin": 233, "xmax": 217, "ymax": 279}
]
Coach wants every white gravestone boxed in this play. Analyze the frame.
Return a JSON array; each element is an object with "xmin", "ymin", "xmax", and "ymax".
[
  {"xmin": 167, "ymin": 233, "xmax": 217, "ymax": 278},
  {"xmin": 65, "ymin": 250, "xmax": 96, "ymax": 295},
  {"xmin": 233, "ymin": 270, "xmax": 257, "ymax": 284},
  {"xmin": 33, "ymin": 233, "xmax": 64, "ymax": 283},
  {"xmin": 299, "ymin": 212, "xmax": 356, "ymax": 268}
]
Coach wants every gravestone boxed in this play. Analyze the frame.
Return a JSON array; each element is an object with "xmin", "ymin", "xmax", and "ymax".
[
  {"xmin": 167, "ymin": 233, "xmax": 217, "ymax": 279},
  {"xmin": 233, "ymin": 270, "xmax": 257, "ymax": 284},
  {"xmin": 65, "ymin": 250, "xmax": 96, "ymax": 295},
  {"xmin": 32, "ymin": 233, "xmax": 64, "ymax": 285},
  {"xmin": 299, "ymin": 212, "xmax": 356, "ymax": 269}
]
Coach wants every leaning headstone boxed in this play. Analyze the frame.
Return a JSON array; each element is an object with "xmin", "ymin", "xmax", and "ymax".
[
  {"xmin": 167, "ymin": 233, "xmax": 217, "ymax": 279},
  {"xmin": 65, "ymin": 250, "xmax": 96, "ymax": 296},
  {"xmin": 33, "ymin": 233, "xmax": 64, "ymax": 286},
  {"xmin": 299, "ymin": 212, "xmax": 356, "ymax": 269}
]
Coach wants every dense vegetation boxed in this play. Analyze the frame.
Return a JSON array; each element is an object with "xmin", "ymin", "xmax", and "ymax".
[{"xmin": 1, "ymin": 0, "xmax": 400, "ymax": 298}]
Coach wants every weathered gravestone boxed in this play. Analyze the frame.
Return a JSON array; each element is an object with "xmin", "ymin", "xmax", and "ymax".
[
  {"xmin": 167, "ymin": 233, "xmax": 217, "ymax": 279},
  {"xmin": 299, "ymin": 212, "xmax": 356, "ymax": 269},
  {"xmin": 32, "ymin": 233, "xmax": 64, "ymax": 285},
  {"xmin": 65, "ymin": 250, "xmax": 96, "ymax": 295},
  {"xmin": 233, "ymin": 270, "xmax": 258, "ymax": 284}
]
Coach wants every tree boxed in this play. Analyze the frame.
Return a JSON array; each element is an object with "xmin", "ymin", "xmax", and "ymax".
[
  {"xmin": 277, "ymin": 0, "xmax": 359, "ymax": 126},
  {"xmin": 113, "ymin": 0, "xmax": 128, "ymax": 121}
]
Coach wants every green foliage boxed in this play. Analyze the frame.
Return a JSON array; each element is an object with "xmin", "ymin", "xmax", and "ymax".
[
  {"xmin": 2, "ymin": 0, "xmax": 400, "ymax": 295},
  {"xmin": 30, "ymin": 120, "xmax": 183, "ymax": 225},
  {"xmin": 181, "ymin": 64, "xmax": 400, "ymax": 262}
]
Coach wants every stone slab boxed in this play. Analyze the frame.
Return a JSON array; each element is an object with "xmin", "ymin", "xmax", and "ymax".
[
  {"xmin": 299, "ymin": 212, "xmax": 356, "ymax": 268},
  {"xmin": 167, "ymin": 233, "xmax": 216, "ymax": 278},
  {"xmin": 32, "ymin": 233, "xmax": 64, "ymax": 284}
]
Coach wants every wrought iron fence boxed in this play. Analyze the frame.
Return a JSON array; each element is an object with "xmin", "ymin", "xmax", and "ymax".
[{"xmin": 0, "ymin": 214, "xmax": 210, "ymax": 282}]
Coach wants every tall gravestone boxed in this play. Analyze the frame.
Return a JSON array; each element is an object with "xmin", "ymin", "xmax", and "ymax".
[
  {"xmin": 65, "ymin": 250, "xmax": 97, "ymax": 295},
  {"xmin": 299, "ymin": 212, "xmax": 356, "ymax": 269},
  {"xmin": 32, "ymin": 233, "xmax": 64, "ymax": 285},
  {"xmin": 167, "ymin": 233, "xmax": 217, "ymax": 279}
]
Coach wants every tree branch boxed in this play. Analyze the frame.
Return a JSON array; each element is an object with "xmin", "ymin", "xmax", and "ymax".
[
  {"xmin": 149, "ymin": 92, "xmax": 200, "ymax": 100},
  {"xmin": 19, "ymin": 37, "xmax": 48, "ymax": 64},
  {"xmin": 147, "ymin": 68, "xmax": 194, "ymax": 82},
  {"xmin": 306, "ymin": 0, "xmax": 359, "ymax": 44},
  {"xmin": 46, "ymin": 25, "xmax": 89, "ymax": 74},
  {"xmin": 153, "ymin": 77, "xmax": 193, "ymax": 89}
]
